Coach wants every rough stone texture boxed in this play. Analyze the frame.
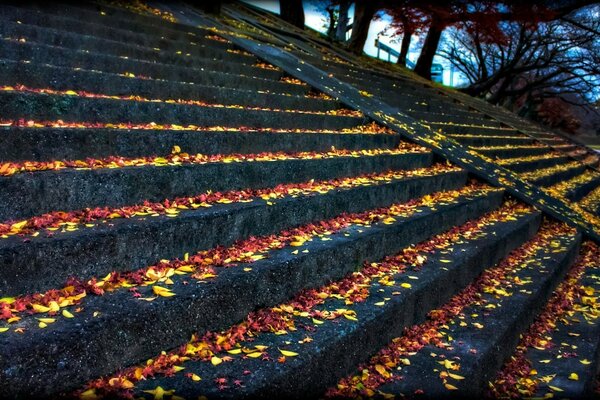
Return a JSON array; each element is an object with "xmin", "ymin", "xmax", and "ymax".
[
  {"xmin": 0, "ymin": 92, "xmax": 363, "ymax": 131},
  {"xmin": 0, "ymin": 127, "xmax": 400, "ymax": 162},
  {"xmin": 0, "ymin": 169, "xmax": 462, "ymax": 296},
  {"xmin": 0, "ymin": 60, "xmax": 337, "ymax": 113},
  {"xmin": 0, "ymin": 40, "xmax": 286, "ymax": 85},
  {"xmin": 0, "ymin": 190, "xmax": 502, "ymax": 398},
  {"xmin": 129, "ymin": 209, "xmax": 541, "ymax": 400},
  {"xmin": 0, "ymin": 19, "xmax": 254, "ymax": 65},
  {"xmin": 0, "ymin": 152, "xmax": 426, "ymax": 220},
  {"xmin": 377, "ymin": 231, "xmax": 581, "ymax": 398}
]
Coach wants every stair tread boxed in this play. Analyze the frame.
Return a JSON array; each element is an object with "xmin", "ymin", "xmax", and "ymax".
[{"xmin": 0, "ymin": 185, "xmax": 502, "ymax": 397}]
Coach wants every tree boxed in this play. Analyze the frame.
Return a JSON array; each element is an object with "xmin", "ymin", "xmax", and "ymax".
[
  {"xmin": 386, "ymin": 4, "xmax": 428, "ymax": 66},
  {"xmin": 409, "ymin": 0, "xmax": 597, "ymax": 80},
  {"xmin": 347, "ymin": 0, "xmax": 379, "ymax": 54},
  {"xmin": 280, "ymin": 0, "xmax": 305, "ymax": 29},
  {"xmin": 335, "ymin": 0, "xmax": 352, "ymax": 41},
  {"xmin": 439, "ymin": 4, "xmax": 600, "ymax": 131}
]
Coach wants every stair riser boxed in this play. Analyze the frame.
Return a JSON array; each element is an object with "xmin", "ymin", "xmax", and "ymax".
[
  {"xmin": 530, "ymin": 166, "xmax": 588, "ymax": 187},
  {"xmin": 0, "ymin": 170, "xmax": 464, "ymax": 297},
  {"xmin": 0, "ymin": 152, "xmax": 429, "ymax": 221},
  {"xmin": 142, "ymin": 207, "xmax": 539, "ymax": 400},
  {"xmin": 474, "ymin": 147, "xmax": 552, "ymax": 159},
  {"xmin": 27, "ymin": 1, "xmax": 212, "ymax": 38},
  {"xmin": 432, "ymin": 124, "xmax": 517, "ymax": 136},
  {"xmin": 252, "ymin": 213, "xmax": 541, "ymax": 399},
  {"xmin": 377, "ymin": 232, "xmax": 581, "ymax": 398},
  {"xmin": 0, "ymin": 60, "xmax": 334, "ymax": 112},
  {"xmin": 451, "ymin": 136, "xmax": 535, "ymax": 147},
  {"xmin": 0, "ymin": 40, "xmax": 285, "ymax": 83},
  {"xmin": 0, "ymin": 92, "xmax": 359, "ymax": 131},
  {"xmin": 411, "ymin": 112, "xmax": 502, "ymax": 126},
  {"xmin": 0, "ymin": 21, "xmax": 254, "ymax": 66},
  {"xmin": 0, "ymin": 190, "xmax": 501, "ymax": 398},
  {"xmin": 0, "ymin": 127, "xmax": 401, "ymax": 163},
  {"xmin": 459, "ymin": 238, "xmax": 581, "ymax": 398},
  {"xmin": 565, "ymin": 176, "xmax": 600, "ymax": 202},
  {"xmin": 504, "ymin": 157, "xmax": 571, "ymax": 173},
  {"xmin": 0, "ymin": 5, "xmax": 234, "ymax": 53}
]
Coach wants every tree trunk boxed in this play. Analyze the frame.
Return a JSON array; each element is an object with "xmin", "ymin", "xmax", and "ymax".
[
  {"xmin": 414, "ymin": 18, "xmax": 444, "ymax": 80},
  {"xmin": 347, "ymin": 1, "xmax": 377, "ymax": 54},
  {"xmin": 280, "ymin": 0, "xmax": 305, "ymax": 29},
  {"xmin": 397, "ymin": 29, "xmax": 412, "ymax": 66},
  {"xmin": 326, "ymin": 6, "xmax": 336, "ymax": 39},
  {"xmin": 335, "ymin": 0, "xmax": 351, "ymax": 42}
]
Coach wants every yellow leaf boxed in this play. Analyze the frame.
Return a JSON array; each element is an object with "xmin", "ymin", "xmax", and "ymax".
[
  {"xmin": 211, "ymin": 356, "xmax": 222, "ymax": 366},
  {"xmin": 48, "ymin": 301, "xmax": 60, "ymax": 312},
  {"xmin": 172, "ymin": 145, "xmax": 181, "ymax": 154},
  {"xmin": 153, "ymin": 286, "xmax": 176, "ymax": 297},
  {"xmin": 290, "ymin": 241, "xmax": 305, "ymax": 247},
  {"xmin": 0, "ymin": 327, "xmax": 8, "ymax": 333},
  {"xmin": 190, "ymin": 373, "xmax": 201, "ymax": 381},
  {"xmin": 568, "ymin": 373, "xmax": 579, "ymax": 381},
  {"xmin": 227, "ymin": 349, "xmax": 242, "ymax": 354},
  {"xmin": 440, "ymin": 259, "xmax": 452, "ymax": 263},
  {"xmin": 400, "ymin": 283, "xmax": 412, "ymax": 289},
  {"xmin": 444, "ymin": 383, "xmax": 458, "ymax": 390},
  {"xmin": 548, "ymin": 386, "xmax": 563, "ymax": 392},
  {"xmin": 375, "ymin": 364, "xmax": 389, "ymax": 377},
  {"xmin": 38, "ymin": 322, "xmax": 47, "ymax": 328},
  {"xmin": 32, "ymin": 304, "xmax": 50, "ymax": 313},
  {"xmin": 448, "ymin": 373, "xmax": 465, "ymax": 380},
  {"xmin": 580, "ymin": 359, "xmax": 591, "ymax": 365},
  {"xmin": 65, "ymin": 90, "xmax": 78, "ymax": 96},
  {"xmin": 80, "ymin": 388, "xmax": 98, "ymax": 400},
  {"xmin": 279, "ymin": 349, "xmax": 299, "ymax": 357},
  {"xmin": 0, "ymin": 297, "xmax": 15, "ymax": 304},
  {"xmin": 312, "ymin": 318, "xmax": 324, "ymax": 325},
  {"xmin": 374, "ymin": 301, "xmax": 385, "ymax": 306},
  {"xmin": 37, "ymin": 318, "xmax": 55, "ymax": 324},
  {"xmin": 246, "ymin": 352, "xmax": 263, "ymax": 358}
]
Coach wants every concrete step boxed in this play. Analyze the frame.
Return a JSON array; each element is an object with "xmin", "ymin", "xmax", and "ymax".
[
  {"xmin": 580, "ymin": 187, "xmax": 600, "ymax": 216},
  {"xmin": 0, "ymin": 16, "xmax": 254, "ymax": 65},
  {"xmin": 0, "ymin": 185, "xmax": 503, "ymax": 398},
  {"xmin": 358, "ymin": 221, "xmax": 581, "ymax": 398},
  {"xmin": 0, "ymin": 91, "xmax": 362, "ymax": 132},
  {"xmin": 84, "ymin": 197, "xmax": 537, "ymax": 400},
  {"xmin": 500, "ymin": 155, "xmax": 571, "ymax": 173},
  {"xmin": 0, "ymin": 39, "xmax": 286, "ymax": 84},
  {"xmin": 5, "ymin": 1, "xmax": 217, "ymax": 41},
  {"xmin": 448, "ymin": 134, "xmax": 535, "ymax": 147},
  {"xmin": 524, "ymin": 163, "xmax": 588, "ymax": 187},
  {"xmin": 29, "ymin": 1, "xmax": 216, "ymax": 39},
  {"xmin": 426, "ymin": 123, "xmax": 518, "ymax": 136},
  {"xmin": 0, "ymin": 148, "xmax": 422, "ymax": 221},
  {"xmin": 471, "ymin": 145, "xmax": 553, "ymax": 159},
  {"xmin": 0, "ymin": 126, "xmax": 400, "ymax": 163},
  {"xmin": 0, "ymin": 5, "xmax": 235, "ymax": 54},
  {"xmin": 0, "ymin": 165, "xmax": 462, "ymax": 296},
  {"xmin": 0, "ymin": 60, "xmax": 334, "ymax": 112},
  {"xmin": 489, "ymin": 241, "xmax": 600, "ymax": 399},
  {"xmin": 410, "ymin": 111, "xmax": 503, "ymax": 126},
  {"xmin": 563, "ymin": 174, "xmax": 600, "ymax": 203}
]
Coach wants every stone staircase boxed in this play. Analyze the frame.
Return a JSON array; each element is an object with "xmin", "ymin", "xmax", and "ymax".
[{"xmin": 0, "ymin": 2, "xmax": 598, "ymax": 399}]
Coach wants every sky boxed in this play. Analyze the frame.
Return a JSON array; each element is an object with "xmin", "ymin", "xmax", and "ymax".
[{"xmin": 242, "ymin": 0, "xmax": 466, "ymax": 86}]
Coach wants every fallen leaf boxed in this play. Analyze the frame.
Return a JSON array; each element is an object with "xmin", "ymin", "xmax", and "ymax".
[{"xmin": 279, "ymin": 349, "xmax": 299, "ymax": 357}]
